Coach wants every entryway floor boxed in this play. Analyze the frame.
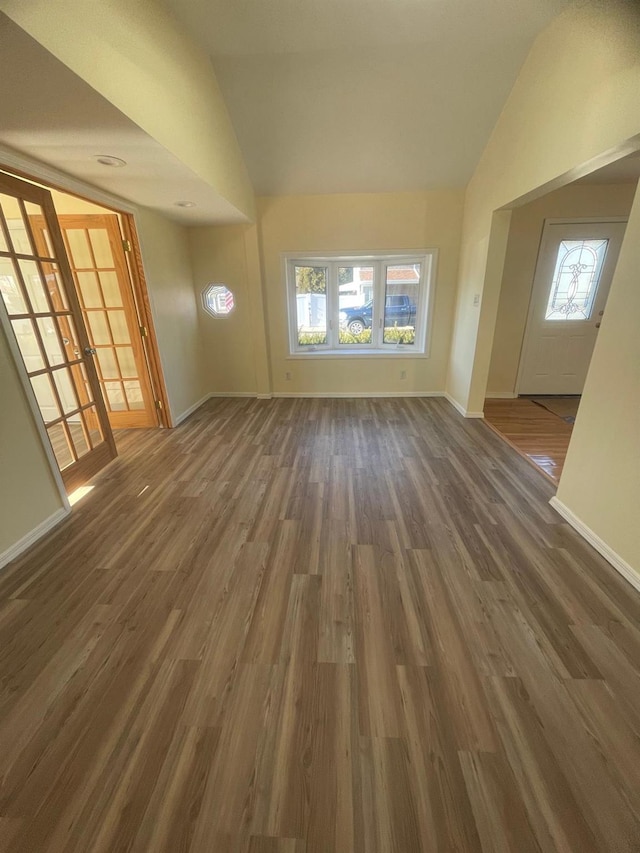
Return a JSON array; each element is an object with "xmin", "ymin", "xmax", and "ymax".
[{"xmin": 483, "ymin": 397, "xmax": 574, "ymax": 484}]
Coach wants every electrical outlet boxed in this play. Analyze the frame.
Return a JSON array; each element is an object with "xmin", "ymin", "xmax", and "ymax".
[
  {"xmin": 285, "ymin": 371, "xmax": 292, "ymax": 381},
  {"xmin": 400, "ymin": 370, "xmax": 407, "ymax": 380},
  {"xmin": 473, "ymin": 293, "xmax": 481, "ymax": 307}
]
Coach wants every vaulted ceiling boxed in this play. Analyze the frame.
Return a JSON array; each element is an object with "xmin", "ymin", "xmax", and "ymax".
[
  {"xmin": 0, "ymin": 1, "xmax": 583, "ymax": 222},
  {"xmin": 162, "ymin": 0, "xmax": 574, "ymax": 195}
]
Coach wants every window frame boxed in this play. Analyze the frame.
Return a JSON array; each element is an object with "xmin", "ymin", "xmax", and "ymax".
[{"xmin": 284, "ymin": 250, "xmax": 437, "ymax": 358}]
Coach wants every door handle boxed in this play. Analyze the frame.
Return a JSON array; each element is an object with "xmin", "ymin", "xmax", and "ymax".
[{"xmin": 84, "ymin": 346, "xmax": 97, "ymax": 355}]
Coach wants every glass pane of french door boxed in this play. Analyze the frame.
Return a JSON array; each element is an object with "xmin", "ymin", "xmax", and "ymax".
[
  {"xmin": 0, "ymin": 172, "xmax": 116, "ymax": 492},
  {"xmin": 30, "ymin": 214, "xmax": 158, "ymax": 428}
]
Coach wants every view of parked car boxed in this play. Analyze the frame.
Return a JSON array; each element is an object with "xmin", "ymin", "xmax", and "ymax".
[{"xmin": 339, "ymin": 294, "xmax": 416, "ymax": 335}]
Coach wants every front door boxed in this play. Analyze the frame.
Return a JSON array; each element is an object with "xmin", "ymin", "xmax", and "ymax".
[
  {"xmin": 0, "ymin": 172, "xmax": 116, "ymax": 492},
  {"xmin": 31, "ymin": 214, "xmax": 158, "ymax": 429},
  {"xmin": 518, "ymin": 220, "xmax": 626, "ymax": 395}
]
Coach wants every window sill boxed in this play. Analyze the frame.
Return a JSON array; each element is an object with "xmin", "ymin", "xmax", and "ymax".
[{"xmin": 287, "ymin": 348, "xmax": 429, "ymax": 360}]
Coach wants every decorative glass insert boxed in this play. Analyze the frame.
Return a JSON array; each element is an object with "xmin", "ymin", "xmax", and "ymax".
[
  {"xmin": 545, "ymin": 239, "xmax": 608, "ymax": 320},
  {"xmin": 203, "ymin": 284, "xmax": 235, "ymax": 317}
]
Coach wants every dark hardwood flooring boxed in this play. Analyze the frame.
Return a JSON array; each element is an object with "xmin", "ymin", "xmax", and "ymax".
[
  {"xmin": 0, "ymin": 397, "xmax": 638, "ymax": 852},
  {"xmin": 483, "ymin": 398, "xmax": 574, "ymax": 483}
]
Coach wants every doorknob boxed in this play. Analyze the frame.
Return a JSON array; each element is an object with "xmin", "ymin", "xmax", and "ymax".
[
  {"xmin": 84, "ymin": 346, "xmax": 97, "ymax": 355},
  {"xmin": 595, "ymin": 322, "xmax": 601, "ymax": 328}
]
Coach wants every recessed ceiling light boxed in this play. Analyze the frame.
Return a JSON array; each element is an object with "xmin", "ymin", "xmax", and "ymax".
[
  {"xmin": 94, "ymin": 155, "xmax": 127, "ymax": 167},
  {"xmin": 174, "ymin": 200, "xmax": 196, "ymax": 208}
]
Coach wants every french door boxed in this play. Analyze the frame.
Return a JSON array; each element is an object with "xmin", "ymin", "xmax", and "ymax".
[
  {"xmin": 0, "ymin": 172, "xmax": 116, "ymax": 492},
  {"xmin": 31, "ymin": 213, "xmax": 158, "ymax": 428}
]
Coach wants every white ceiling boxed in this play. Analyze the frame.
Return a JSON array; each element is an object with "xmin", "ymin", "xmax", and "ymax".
[
  {"xmin": 163, "ymin": 0, "xmax": 574, "ymax": 195},
  {"xmin": 0, "ymin": 14, "xmax": 246, "ymax": 225},
  {"xmin": 4, "ymin": 1, "xmax": 610, "ymax": 218}
]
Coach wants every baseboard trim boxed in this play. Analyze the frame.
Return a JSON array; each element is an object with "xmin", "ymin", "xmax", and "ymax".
[
  {"xmin": 172, "ymin": 393, "xmax": 212, "ymax": 426},
  {"xmin": 444, "ymin": 393, "xmax": 485, "ymax": 418},
  {"xmin": 207, "ymin": 392, "xmax": 259, "ymax": 398},
  {"xmin": 485, "ymin": 391, "xmax": 518, "ymax": 399},
  {"xmin": 271, "ymin": 391, "xmax": 444, "ymax": 399},
  {"xmin": 179, "ymin": 390, "xmax": 484, "ymax": 408},
  {"xmin": 0, "ymin": 507, "xmax": 70, "ymax": 571},
  {"xmin": 549, "ymin": 496, "xmax": 640, "ymax": 593}
]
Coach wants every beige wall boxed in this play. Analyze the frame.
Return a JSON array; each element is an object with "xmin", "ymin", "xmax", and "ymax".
[
  {"xmin": 135, "ymin": 207, "xmax": 208, "ymax": 422},
  {"xmin": 0, "ymin": 330, "xmax": 64, "ymax": 556},
  {"xmin": 255, "ymin": 190, "xmax": 465, "ymax": 395},
  {"xmin": 487, "ymin": 182, "xmax": 637, "ymax": 395},
  {"xmin": 51, "ymin": 190, "xmax": 113, "ymax": 216},
  {"xmin": 188, "ymin": 224, "xmax": 270, "ymax": 395},
  {"xmin": 447, "ymin": 2, "xmax": 640, "ymax": 414},
  {"xmin": 557, "ymin": 184, "xmax": 640, "ymax": 575},
  {"xmin": 2, "ymin": 0, "xmax": 254, "ymax": 220}
]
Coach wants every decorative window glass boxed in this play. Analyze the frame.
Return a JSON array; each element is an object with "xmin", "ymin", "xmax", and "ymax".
[
  {"xmin": 285, "ymin": 251, "xmax": 436, "ymax": 356},
  {"xmin": 545, "ymin": 239, "xmax": 608, "ymax": 320},
  {"xmin": 202, "ymin": 284, "xmax": 234, "ymax": 317}
]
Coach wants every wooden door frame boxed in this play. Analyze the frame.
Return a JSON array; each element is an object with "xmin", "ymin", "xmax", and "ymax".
[
  {"xmin": 120, "ymin": 215, "xmax": 171, "ymax": 427},
  {"xmin": 514, "ymin": 216, "xmax": 628, "ymax": 396},
  {"xmin": 0, "ymin": 158, "xmax": 172, "ymax": 429}
]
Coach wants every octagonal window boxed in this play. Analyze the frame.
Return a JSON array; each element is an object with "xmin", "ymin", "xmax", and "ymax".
[{"xmin": 202, "ymin": 284, "xmax": 234, "ymax": 317}]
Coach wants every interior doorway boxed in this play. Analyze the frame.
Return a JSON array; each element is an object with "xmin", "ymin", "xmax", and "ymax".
[
  {"xmin": 0, "ymin": 166, "xmax": 170, "ymax": 493},
  {"xmin": 483, "ymin": 172, "xmax": 637, "ymax": 484}
]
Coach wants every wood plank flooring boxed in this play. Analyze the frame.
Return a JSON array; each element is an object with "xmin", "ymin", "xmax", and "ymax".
[
  {"xmin": 0, "ymin": 397, "xmax": 638, "ymax": 852},
  {"xmin": 483, "ymin": 398, "xmax": 574, "ymax": 483}
]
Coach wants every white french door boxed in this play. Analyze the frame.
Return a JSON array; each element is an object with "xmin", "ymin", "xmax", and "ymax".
[{"xmin": 517, "ymin": 220, "xmax": 626, "ymax": 395}]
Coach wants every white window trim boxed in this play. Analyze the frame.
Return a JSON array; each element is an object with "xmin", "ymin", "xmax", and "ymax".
[{"xmin": 283, "ymin": 249, "xmax": 437, "ymax": 358}]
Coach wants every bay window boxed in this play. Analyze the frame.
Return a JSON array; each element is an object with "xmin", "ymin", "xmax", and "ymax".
[{"xmin": 285, "ymin": 251, "xmax": 436, "ymax": 356}]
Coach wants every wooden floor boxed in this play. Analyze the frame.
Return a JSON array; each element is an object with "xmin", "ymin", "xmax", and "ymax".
[
  {"xmin": 0, "ymin": 397, "xmax": 639, "ymax": 852},
  {"xmin": 483, "ymin": 398, "xmax": 574, "ymax": 483}
]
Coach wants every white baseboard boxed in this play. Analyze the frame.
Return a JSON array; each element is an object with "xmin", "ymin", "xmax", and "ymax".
[
  {"xmin": 172, "ymin": 393, "xmax": 212, "ymax": 426},
  {"xmin": 443, "ymin": 393, "xmax": 485, "ymax": 418},
  {"xmin": 173, "ymin": 391, "xmax": 270, "ymax": 424},
  {"xmin": 485, "ymin": 391, "xmax": 518, "ymax": 399},
  {"xmin": 180, "ymin": 390, "xmax": 484, "ymax": 410},
  {"xmin": 0, "ymin": 507, "xmax": 70, "ymax": 571},
  {"xmin": 208, "ymin": 392, "xmax": 259, "ymax": 398},
  {"xmin": 549, "ymin": 496, "xmax": 640, "ymax": 593},
  {"xmin": 271, "ymin": 391, "xmax": 444, "ymax": 399}
]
